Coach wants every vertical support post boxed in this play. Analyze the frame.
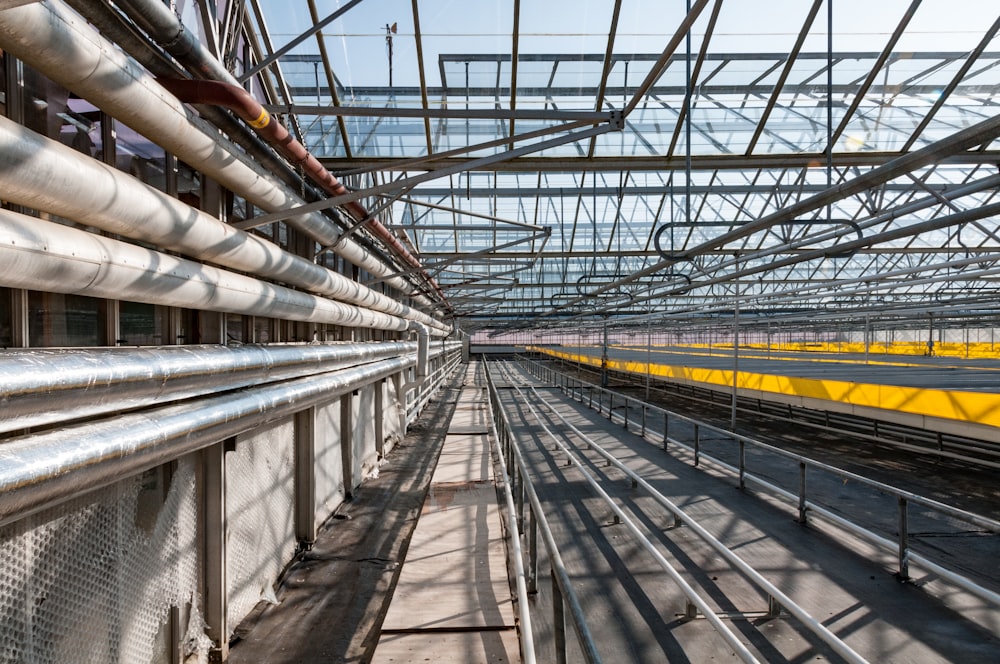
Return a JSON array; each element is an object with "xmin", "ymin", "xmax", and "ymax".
[
  {"xmin": 732, "ymin": 254, "xmax": 740, "ymax": 431},
  {"xmin": 201, "ymin": 440, "xmax": 229, "ymax": 662},
  {"xmin": 601, "ymin": 319, "xmax": 609, "ymax": 388},
  {"xmin": 528, "ymin": 506, "xmax": 538, "ymax": 595},
  {"xmin": 641, "ymin": 403, "xmax": 647, "ymax": 437},
  {"xmin": 898, "ymin": 496, "xmax": 910, "ymax": 580},
  {"xmin": 516, "ymin": 468, "xmax": 525, "ymax": 534},
  {"xmin": 294, "ymin": 407, "xmax": 316, "ymax": 548},
  {"xmin": 375, "ymin": 379, "xmax": 386, "ymax": 458},
  {"xmin": 341, "ymin": 391, "xmax": 355, "ymax": 500},
  {"xmin": 738, "ymin": 439, "xmax": 746, "ymax": 491},
  {"xmin": 10, "ymin": 288, "xmax": 28, "ymax": 348},
  {"xmin": 552, "ymin": 571, "xmax": 567, "ymax": 664},
  {"xmin": 663, "ymin": 413, "xmax": 670, "ymax": 451},
  {"xmin": 622, "ymin": 397, "xmax": 629, "ymax": 430},
  {"xmin": 645, "ymin": 316, "xmax": 652, "ymax": 402},
  {"xmin": 693, "ymin": 423, "xmax": 700, "ymax": 466},
  {"xmin": 102, "ymin": 300, "xmax": 121, "ymax": 347},
  {"xmin": 169, "ymin": 605, "xmax": 183, "ymax": 664},
  {"xmin": 797, "ymin": 461, "xmax": 808, "ymax": 523}
]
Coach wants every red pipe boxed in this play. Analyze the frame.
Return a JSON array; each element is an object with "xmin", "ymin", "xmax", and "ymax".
[{"xmin": 157, "ymin": 78, "xmax": 451, "ymax": 312}]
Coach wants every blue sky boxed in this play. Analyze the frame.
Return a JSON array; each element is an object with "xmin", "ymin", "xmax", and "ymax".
[{"xmin": 257, "ymin": 0, "xmax": 998, "ymax": 89}]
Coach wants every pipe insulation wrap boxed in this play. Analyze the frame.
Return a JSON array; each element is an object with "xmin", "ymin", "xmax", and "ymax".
[
  {"xmin": 0, "ymin": 117, "xmax": 448, "ymax": 334},
  {"xmin": 0, "ymin": 208, "xmax": 413, "ymax": 332},
  {"xmin": 0, "ymin": 354, "xmax": 419, "ymax": 528},
  {"xmin": 0, "ymin": 341, "xmax": 424, "ymax": 434},
  {"xmin": 0, "ymin": 0, "xmax": 438, "ymax": 310}
]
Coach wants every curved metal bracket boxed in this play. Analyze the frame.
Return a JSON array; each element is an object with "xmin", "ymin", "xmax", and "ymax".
[
  {"xmin": 653, "ymin": 223, "xmax": 690, "ymax": 261},
  {"xmin": 782, "ymin": 219, "xmax": 863, "ymax": 259}
]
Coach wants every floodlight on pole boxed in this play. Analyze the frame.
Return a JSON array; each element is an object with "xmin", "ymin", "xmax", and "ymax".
[{"xmin": 385, "ymin": 22, "xmax": 397, "ymax": 87}]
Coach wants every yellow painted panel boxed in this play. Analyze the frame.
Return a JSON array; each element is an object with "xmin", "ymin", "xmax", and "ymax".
[{"xmin": 530, "ymin": 346, "xmax": 1000, "ymax": 428}]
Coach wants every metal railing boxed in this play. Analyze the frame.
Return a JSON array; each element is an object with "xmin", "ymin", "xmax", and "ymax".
[
  {"xmin": 484, "ymin": 360, "xmax": 603, "ymax": 664},
  {"xmin": 522, "ymin": 357, "xmax": 1000, "ymax": 609},
  {"xmin": 496, "ymin": 364, "xmax": 765, "ymax": 663},
  {"xmin": 512, "ymin": 375, "xmax": 870, "ymax": 664}
]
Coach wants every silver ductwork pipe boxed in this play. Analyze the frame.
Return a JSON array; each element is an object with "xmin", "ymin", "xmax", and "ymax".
[
  {"xmin": 0, "ymin": 355, "xmax": 417, "ymax": 528},
  {"xmin": 0, "ymin": 117, "xmax": 449, "ymax": 335},
  {"xmin": 0, "ymin": 0, "xmax": 440, "ymax": 312},
  {"xmin": 0, "ymin": 341, "xmax": 418, "ymax": 434},
  {"xmin": 0, "ymin": 208, "xmax": 416, "ymax": 334}
]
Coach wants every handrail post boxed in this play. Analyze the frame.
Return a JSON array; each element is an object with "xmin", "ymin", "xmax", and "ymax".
[
  {"xmin": 798, "ymin": 461, "xmax": 808, "ymax": 523},
  {"xmin": 528, "ymin": 506, "xmax": 538, "ymax": 594},
  {"xmin": 663, "ymin": 413, "xmax": 670, "ymax": 451},
  {"xmin": 898, "ymin": 496, "xmax": 910, "ymax": 580},
  {"xmin": 553, "ymin": 570, "xmax": 567, "ymax": 664},
  {"xmin": 694, "ymin": 423, "xmax": 700, "ymax": 467},
  {"xmin": 516, "ymin": 468, "xmax": 525, "ymax": 534},
  {"xmin": 738, "ymin": 438, "xmax": 746, "ymax": 491}
]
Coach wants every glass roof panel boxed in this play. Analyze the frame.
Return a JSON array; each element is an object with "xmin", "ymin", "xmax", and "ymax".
[{"xmin": 244, "ymin": 0, "xmax": 1000, "ymax": 328}]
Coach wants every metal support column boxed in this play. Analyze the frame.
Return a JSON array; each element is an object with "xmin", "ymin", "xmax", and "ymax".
[
  {"xmin": 201, "ymin": 440, "xmax": 230, "ymax": 662},
  {"xmin": 341, "ymin": 390, "xmax": 356, "ymax": 499},
  {"xmin": 295, "ymin": 407, "xmax": 316, "ymax": 548}
]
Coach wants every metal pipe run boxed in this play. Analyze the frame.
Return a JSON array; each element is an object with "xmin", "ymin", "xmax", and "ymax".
[
  {"xmin": 0, "ymin": 355, "xmax": 416, "ymax": 528},
  {"xmin": 0, "ymin": 341, "xmax": 420, "ymax": 434},
  {"xmin": 0, "ymin": 117, "xmax": 449, "ymax": 335},
  {"xmin": 110, "ymin": 0, "xmax": 449, "ymax": 313},
  {"xmin": 0, "ymin": 208, "xmax": 416, "ymax": 334},
  {"xmin": 0, "ymin": 0, "xmax": 442, "ymax": 313},
  {"xmin": 156, "ymin": 77, "xmax": 451, "ymax": 312}
]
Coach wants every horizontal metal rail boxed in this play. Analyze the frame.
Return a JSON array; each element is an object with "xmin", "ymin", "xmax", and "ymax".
[
  {"xmin": 496, "ymin": 363, "xmax": 761, "ymax": 664},
  {"xmin": 484, "ymin": 365, "xmax": 538, "ymax": 664},
  {"xmin": 627, "ymin": 368, "xmax": 1000, "ymax": 469},
  {"xmin": 515, "ymin": 377, "xmax": 868, "ymax": 664},
  {"xmin": 522, "ymin": 357, "xmax": 1000, "ymax": 609},
  {"xmin": 484, "ymin": 360, "xmax": 603, "ymax": 664}
]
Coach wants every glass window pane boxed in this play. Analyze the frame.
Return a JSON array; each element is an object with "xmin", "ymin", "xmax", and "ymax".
[
  {"xmin": 28, "ymin": 291, "xmax": 100, "ymax": 347},
  {"xmin": 120, "ymin": 301, "xmax": 165, "ymax": 346}
]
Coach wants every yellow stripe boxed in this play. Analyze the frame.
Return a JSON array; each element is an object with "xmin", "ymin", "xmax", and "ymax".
[
  {"xmin": 248, "ymin": 108, "xmax": 270, "ymax": 129},
  {"xmin": 529, "ymin": 346, "xmax": 1000, "ymax": 428}
]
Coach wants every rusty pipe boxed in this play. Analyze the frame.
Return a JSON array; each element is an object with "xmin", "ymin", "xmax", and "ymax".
[{"xmin": 157, "ymin": 78, "xmax": 452, "ymax": 312}]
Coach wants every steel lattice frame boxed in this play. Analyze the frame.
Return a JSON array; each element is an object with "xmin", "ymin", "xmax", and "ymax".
[{"xmin": 228, "ymin": 0, "xmax": 1000, "ymax": 337}]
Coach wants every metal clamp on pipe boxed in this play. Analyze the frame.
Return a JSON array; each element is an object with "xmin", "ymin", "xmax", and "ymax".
[{"xmin": 403, "ymin": 320, "xmax": 429, "ymax": 393}]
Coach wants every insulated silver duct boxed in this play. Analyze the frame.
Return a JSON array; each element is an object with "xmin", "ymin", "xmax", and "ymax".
[
  {"xmin": 0, "ymin": 355, "xmax": 418, "ymax": 528},
  {"xmin": 0, "ymin": 117, "xmax": 449, "ymax": 335},
  {"xmin": 0, "ymin": 208, "xmax": 415, "ymax": 334},
  {"xmin": 0, "ymin": 0, "xmax": 440, "ymax": 312},
  {"xmin": 0, "ymin": 341, "xmax": 420, "ymax": 434}
]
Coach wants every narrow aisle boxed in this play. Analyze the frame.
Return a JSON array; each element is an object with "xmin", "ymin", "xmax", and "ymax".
[{"xmin": 372, "ymin": 363, "xmax": 520, "ymax": 663}]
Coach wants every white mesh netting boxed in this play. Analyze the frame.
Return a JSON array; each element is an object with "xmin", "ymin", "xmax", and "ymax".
[
  {"xmin": 315, "ymin": 400, "xmax": 347, "ymax": 524},
  {"xmin": 0, "ymin": 458, "xmax": 201, "ymax": 664},
  {"xmin": 225, "ymin": 418, "xmax": 297, "ymax": 636}
]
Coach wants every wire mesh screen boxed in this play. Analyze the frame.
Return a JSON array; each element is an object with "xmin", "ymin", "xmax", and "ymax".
[
  {"xmin": 354, "ymin": 385, "xmax": 376, "ymax": 481},
  {"xmin": 225, "ymin": 418, "xmax": 296, "ymax": 635},
  {"xmin": 382, "ymin": 380, "xmax": 404, "ymax": 455},
  {"xmin": 315, "ymin": 400, "xmax": 346, "ymax": 525},
  {"xmin": 0, "ymin": 458, "xmax": 200, "ymax": 664}
]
